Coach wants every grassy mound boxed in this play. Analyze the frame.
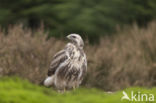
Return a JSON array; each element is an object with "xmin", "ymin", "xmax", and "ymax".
[{"xmin": 0, "ymin": 77, "xmax": 155, "ymax": 103}]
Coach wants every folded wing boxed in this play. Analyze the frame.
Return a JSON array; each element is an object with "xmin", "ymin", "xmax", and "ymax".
[{"xmin": 48, "ymin": 50, "xmax": 68, "ymax": 76}]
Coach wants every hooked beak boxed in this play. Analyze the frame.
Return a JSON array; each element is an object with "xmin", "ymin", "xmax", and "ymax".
[{"xmin": 66, "ymin": 35, "xmax": 71, "ymax": 40}]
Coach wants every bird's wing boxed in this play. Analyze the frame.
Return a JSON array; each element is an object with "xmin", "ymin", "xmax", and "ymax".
[
  {"xmin": 79, "ymin": 54, "xmax": 87, "ymax": 80},
  {"xmin": 47, "ymin": 43, "xmax": 74, "ymax": 76},
  {"xmin": 47, "ymin": 50, "xmax": 68, "ymax": 76}
]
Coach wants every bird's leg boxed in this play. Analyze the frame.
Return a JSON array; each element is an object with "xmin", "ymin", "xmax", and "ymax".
[
  {"xmin": 63, "ymin": 88, "xmax": 66, "ymax": 93},
  {"xmin": 73, "ymin": 85, "xmax": 76, "ymax": 91}
]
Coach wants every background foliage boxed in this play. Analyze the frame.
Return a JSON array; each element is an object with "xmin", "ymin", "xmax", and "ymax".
[
  {"xmin": 0, "ymin": 1, "xmax": 156, "ymax": 102},
  {"xmin": 0, "ymin": 0, "xmax": 156, "ymax": 42},
  {"xmin": 0, "ymin": 22, "xmax": 156, "ymax": 91}
]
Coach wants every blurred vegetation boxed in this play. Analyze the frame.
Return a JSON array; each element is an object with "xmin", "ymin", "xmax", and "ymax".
[
  {"xmin": 0, "ymin": 22, "xmax": 156, "ymax": 91},
  {"xmin": 0, "ymin": 1, "xmax": 155, "ymax": 101},
  {"xmin": 0, "ymin": 0, "xmax": 156, "ymax": 42},
  {"xmin": 0, "ymin": 77, "xmax": 156, "ymax": 103}
]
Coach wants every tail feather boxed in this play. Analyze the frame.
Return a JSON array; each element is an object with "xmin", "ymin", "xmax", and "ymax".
[{"xmin": 44, "ymin": 76, "xmax": 54, "ymax": 87}]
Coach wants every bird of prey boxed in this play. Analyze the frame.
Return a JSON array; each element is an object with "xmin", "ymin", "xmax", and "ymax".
[{"xmin": 44, "ymin": 34, "xmax": 87, "ymax": 91}]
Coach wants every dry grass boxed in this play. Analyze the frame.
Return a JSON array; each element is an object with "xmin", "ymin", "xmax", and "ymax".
[{"xmin": 0, "ymin": 22, "xmax": 156, "ymax": 91}]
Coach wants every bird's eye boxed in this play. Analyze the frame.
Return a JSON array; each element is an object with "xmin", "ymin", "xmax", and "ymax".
[{"xmin": 72, "ymin": 36, "xmax": 76, "ymax": 38}]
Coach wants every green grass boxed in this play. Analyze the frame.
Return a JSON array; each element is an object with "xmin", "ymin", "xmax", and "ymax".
[{"xmin": 0, "ymin": 77, "xmax": 155, "ymax": 103}]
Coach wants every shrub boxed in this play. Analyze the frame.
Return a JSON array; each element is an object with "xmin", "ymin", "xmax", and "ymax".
[{"xmin": 0, "ymin": 22, "xmax": 156, "ymax": 91}]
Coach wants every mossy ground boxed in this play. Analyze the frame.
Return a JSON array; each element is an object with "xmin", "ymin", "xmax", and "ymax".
[{"xmin": 0, "ymin": 77, "xmax": 155, "ymax": 103}]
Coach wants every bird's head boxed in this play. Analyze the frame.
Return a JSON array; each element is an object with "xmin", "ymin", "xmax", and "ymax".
[{"xmin": 67, "ymin": 34, "xmax": 84, "ymax": 48}]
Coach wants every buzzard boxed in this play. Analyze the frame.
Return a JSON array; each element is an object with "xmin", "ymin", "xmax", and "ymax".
[{"xmin": 44, "ymin": 34, "xmax": 87, "ymax": 91}]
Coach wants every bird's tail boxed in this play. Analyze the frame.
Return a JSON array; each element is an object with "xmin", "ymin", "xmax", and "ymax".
[{"xmin": 43, "ymin": 75, "xmax": 54, "ymax": 87}]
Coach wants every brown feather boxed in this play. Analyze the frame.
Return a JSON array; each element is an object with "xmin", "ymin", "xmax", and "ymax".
[{"xmin": 48, "ymin": 50, "xmax": 68, "ymax": 76}]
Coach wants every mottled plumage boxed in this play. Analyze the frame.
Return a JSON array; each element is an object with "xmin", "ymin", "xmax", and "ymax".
[{"xmin": 44, "ymin": 34, "xmax": 87, "ymax": 90}]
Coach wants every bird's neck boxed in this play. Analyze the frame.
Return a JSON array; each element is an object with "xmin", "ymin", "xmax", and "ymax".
[{"xmin": 72, "ymin": 42, "xmax": 83, "ymax": 50}]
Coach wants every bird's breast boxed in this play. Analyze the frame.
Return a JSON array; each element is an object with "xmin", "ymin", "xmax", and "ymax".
[{"xmin": 70, "ymin": 56, "xmax": 84, "ymax": 70}]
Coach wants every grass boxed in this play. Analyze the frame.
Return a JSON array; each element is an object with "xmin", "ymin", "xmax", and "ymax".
[{"xmin": 0, "ymin": 77, "xmax": 155, "ymax": 103}]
